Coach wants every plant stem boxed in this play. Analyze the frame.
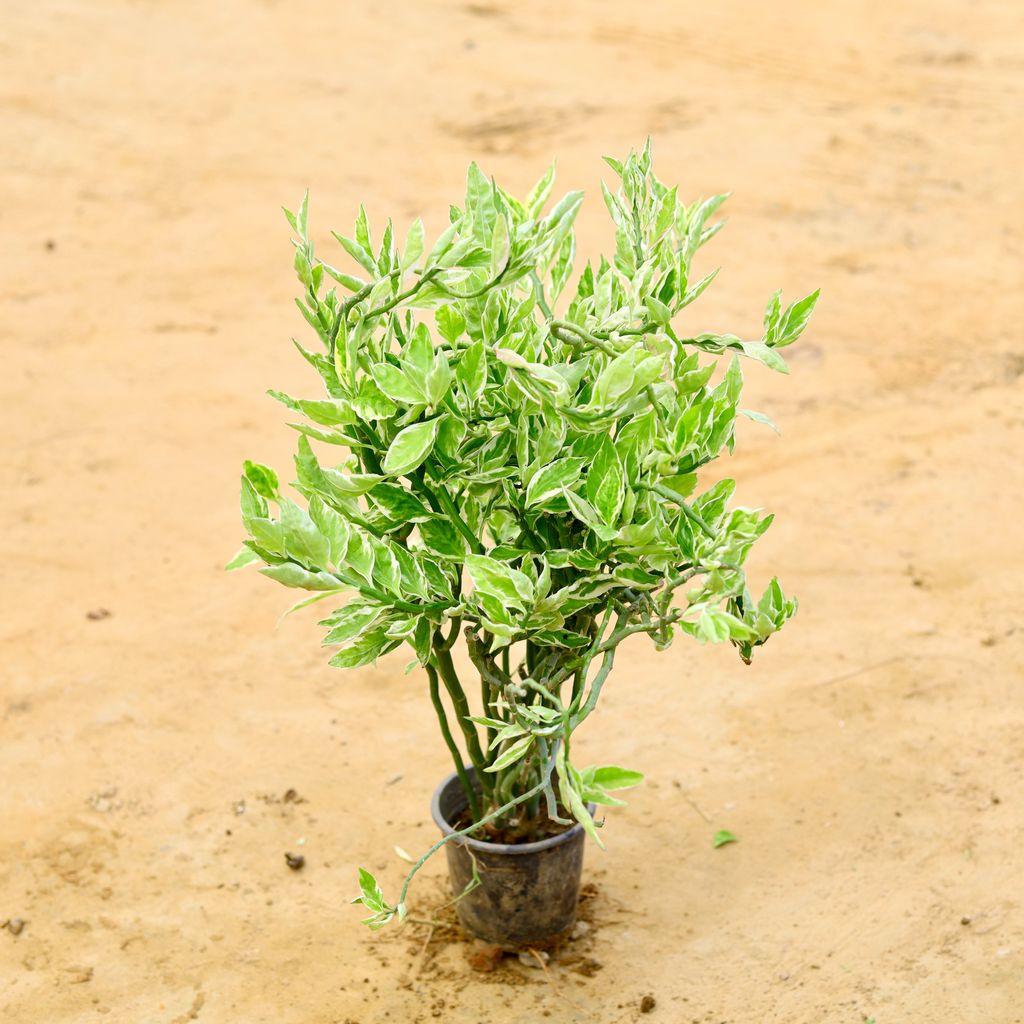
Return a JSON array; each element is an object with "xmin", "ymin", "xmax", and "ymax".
[
  {"xmin": 363, "ymin": 267, "xmax": 440, "ymax": 320},
  {"xmin": 650, "ymin": 482, "xmax": 716, "ymax": 538},
  {"xmin": 427, "ymin": 663, "xmax": 480, "ymax": 820},
  {"xmin": 430, "ymin": 484, "xmax": 485, "ymax": 555},
  {"xmin": 432, "ymin": 644, "xmax": 491, "ymax": 804},
  {"xmin": 531, "ymin": 271, "xmax": 554, "ymax": 319}
]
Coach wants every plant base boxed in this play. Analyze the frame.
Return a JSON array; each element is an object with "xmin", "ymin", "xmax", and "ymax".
[{"xmin": 430, "ymin": 769, "xmax": 589, "ymax": 950}]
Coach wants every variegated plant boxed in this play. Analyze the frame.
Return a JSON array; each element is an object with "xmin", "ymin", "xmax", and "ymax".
[{"xmin": 231, "ymin": 142, "xmax": 817, "ymax": 926}]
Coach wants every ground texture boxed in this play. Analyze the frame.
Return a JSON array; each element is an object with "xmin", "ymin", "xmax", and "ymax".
[{"xmin": 2, "ymin": 1, "xmax": 1023, "ymax": 1021}]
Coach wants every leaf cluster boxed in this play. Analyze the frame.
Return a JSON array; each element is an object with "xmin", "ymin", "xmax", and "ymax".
[{"xmin": 231, "ymin": 142, "xmax": 817, "ymax": 924}]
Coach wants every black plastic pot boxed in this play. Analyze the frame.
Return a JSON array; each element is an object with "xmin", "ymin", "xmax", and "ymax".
[{"xmin": 430, "ymin": 768, "xmax": 591, "ymax": 949}]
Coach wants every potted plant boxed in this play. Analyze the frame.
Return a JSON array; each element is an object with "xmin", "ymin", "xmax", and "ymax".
[{"xmin": 230, "ymin": 141, "xmax": 817, "ymax": 948}]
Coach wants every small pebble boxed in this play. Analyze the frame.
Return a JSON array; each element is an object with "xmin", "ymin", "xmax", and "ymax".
[
  {"xmin": 518, "ymin": 949, "xmax": 549, "ymax": 968},
  {"xmin": 5, "ymin": 918, "xmax": 25, "ymax": 936},
  {"xmin": 284, "ymin": 852, "xmax": 305, "ymax": 871},
  {"xmin": 640, "ymin": 994, "xmax": 657, "ymax": 1013}
]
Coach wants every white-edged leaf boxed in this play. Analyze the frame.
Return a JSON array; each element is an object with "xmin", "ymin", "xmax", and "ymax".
[{"xmin": 382, "ymin": 418, "xmax": 440, "ymax": 476}]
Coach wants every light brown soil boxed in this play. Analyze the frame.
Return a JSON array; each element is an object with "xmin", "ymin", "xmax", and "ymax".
[{"xmin": 2, "ymin": 1, "xmax": 1022, "ymax": 1021}]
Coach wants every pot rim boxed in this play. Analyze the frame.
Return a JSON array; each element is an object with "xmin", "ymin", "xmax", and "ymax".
[{"xmin": 430, "ymin": 767, "xmax": 591, "ymax": 856}]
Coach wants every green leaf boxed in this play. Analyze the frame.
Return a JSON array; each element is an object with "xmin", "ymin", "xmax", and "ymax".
[
  {"xmin": 525, "ymin": 457, "xmax": 584, "ymax": 508},
  {"xmin": 368, "ymin": 482, "xmax": 432, "ymax": 523},
  {"xmin": 776, "ymin": 288, "xmax": 820, "ymax": 347},
  {"xmin": 679, "ymin": 267, "xmax": 719, "ymax": 309},
  {"xmin": 246, "ymin": 517, "xmax": 286, "ymax": 556},
  {"xmin": 425, "ymin": 351, "xmax": 451, "ymax": 407},
  {"xmin": 490, "ymin": 213, "xmax": 510, "ymax": 277},
  {"xmin": 225, "ymin": 546, "xmax": 261, "ymax": 571},
  {"xmin": 293, "ymin": 247, "xmax": 313, "ymax": 288},
  {"xmin": 739, "ymin": 340, "xmax": 788, "ymax": 374},
  {"xmin": 456, "ymin": 339, "xmax": 487, "ymax": 401},
  {"xmin": 320, "ymin": 469, "xmax": 383, "ymax": 496},
  {"xmin": 260, "ymin": 562, "xmax": 340, "ymax": 591},
  {"xmin": 329, "ymin": 629, "xmax": 399, "ymax": 668},
  {"xmin": 244, "ymin": 461, "xmax": 280, "ymax": 500},
  {"xmin": 370, "ymin": 537, "xmax": 403, "ymax": 595},
  {"xmin": 322, "ymin": 601, "xmax": 383, "ymax": 645},
  {"xmin": 644, "ymin": 294, "xmax": 672, "ymax": 326},
  {"xmin": 382, "ymin": 418, "xmax": 440, "ymax": 477},
  {"xmin": 402, "ymin": 217, "xmax": 424, "ymax": 268},
  {"xmin": 712, "ymin": 830, "xmax": 738, "ymax": 849},
  {"xmin": 587, "ymin": 766, "xmax": 644, "ymax": 790},
  {"xmin": 371, "ymin": 363, "xmax": 426, "ymax": 405},
  {"xmin": 483, "ymin": 735, "xmax": 533, "ymax": 773},
  {"xmin": 418, "ymin": 518, "xmax": 465, "ymax": 559},
  {"xmin": 308, "ymin": 496, "xmax": 350, "ymax": 566},
  {"xmin": 351, "ymin": 867, "xmax": 398, "ymax": 928},
  {"xmin": 591, "ymin": 349, "xmax": 636, "ymax": 407},
  {"xmin": 526, "ymin": 162, "xmax": 556, "ymax": 217},
  {"xmin": 435, "ymin": 305, "xmax": 465, "ymax": 344},
  {"xmin": 345, "ymin": 529, "xmax": 375, "ymax": 584},
  {"xmin": 557, "ymin": 750, "xmax": 603, "ymax": 849},
  {"xmin": 240, "ymin": 476, "xmax": 267, "ymax": 521},
  {"xmin": 465, "ymin": 554, "xmax": 534, "ymax": 611},
  {"xmin": 295, "ymin": 398, "xmax": 356, "ymax": 427},
  {"xmin": 586, "ymin": 437, "xmax": 624, "ymax": 526},
  {"xmin": 739, "ymin": 409, "xmax": 780, "ymax": 433},
  {"xmin": 401, "ymin": 324, "xmax": 435, "ymax": 390},
  {"xmin": 495, "ymin": 348, "xmax": 570, "ymax": 403},
  {"xmin": 578, "ymin": 764, "xmax": 644, "ymax": 808},
  {"xmin": 333, "ymin": 232, "xmax": 376, "ymax": 276},
  {"xmin": 355, "ymin": 205, "xmax": 372, "ymax": 253},
  {"xmin": 562, "ymin": 489, "xmax": 617, "ymax": 541},
  {"xmin": 280, "ymin": 498, "xmax": 330, "ymax": 569}
]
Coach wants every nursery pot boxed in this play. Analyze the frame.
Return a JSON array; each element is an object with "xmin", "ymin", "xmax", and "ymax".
[{"xmin": 430, "ymin": 768, "xmax": 591, "ymax": 949}]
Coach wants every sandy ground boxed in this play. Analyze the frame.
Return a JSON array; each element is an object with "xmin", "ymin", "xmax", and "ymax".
[{"xmin": 2, "ymin": 1, "xmax": 1023, "ymax": 1021}]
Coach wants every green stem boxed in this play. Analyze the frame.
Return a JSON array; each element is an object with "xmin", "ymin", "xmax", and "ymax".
[
  {"xmin": 552, "ymin": 319, "xmax": 665, "ymax": 421},
  {"xmin": 430, "ymin": 485, "xmax": 485, "ymax": 555},
  {"xmin": 432, "ymin": 645, "xmax": 491, "ymax": 804},
  {"xmin": 431, "ymin": 261, "xmax": 509, "ymax": 301},
  {"xmin": 363, "ymin": 267, "xmax": 440, "ymax": 320},
  {"xmin": 480, "ymin": 672, "xmax": 496, "ymax": 754},
  {"xmin": 531, "ymin": 271, "xmax": 554, "ymax": 319},
  {"xmin": 427, "ymin": 663, "xmax": 480, "ymax": 820},
  {"xmin": 650, "ymin": 483, "xmax": 716, "ymax": 538}
]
